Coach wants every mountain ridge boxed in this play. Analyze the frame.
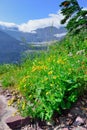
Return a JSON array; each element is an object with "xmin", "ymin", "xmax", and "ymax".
[
  {"xmin": 0, "ymin": 30, "xmax": 27, "ymax": 64},
  {"xmin": 0, "ymin": 26, "xmax": 67, "ymax": 42},
  {"xmin": 0, "ymin": 25, "xmax": 67, "ymax": 64}
]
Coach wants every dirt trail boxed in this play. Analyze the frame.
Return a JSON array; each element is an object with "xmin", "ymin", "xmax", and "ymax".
[{"xmin": 0, "ymin": 89, "xmax": 17, "ymax": 130}]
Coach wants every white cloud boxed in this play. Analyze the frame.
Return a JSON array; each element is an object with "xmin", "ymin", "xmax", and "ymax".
[
  {"xmin": 1, "ymin": 8, "xmax": 87, "ymax": 33},
  {"xmin": 0, "ymin": 10, "xmax": 64, "ymax": 33},
  {"xmin": 82, "ymin": 8, "xmax": 87, "ymax": 10},
  {"xmin": 0, "ymin": 21, "xmax": 18, "ymax": 28},
  {"xmin": 54, "ymin": 32, "xmax": 67, "ymax": 38},
  {"xmin": 18, "ymin": 10, "xmax": 64, "ymax": 33}
]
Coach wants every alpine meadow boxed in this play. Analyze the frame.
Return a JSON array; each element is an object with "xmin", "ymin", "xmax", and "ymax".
[{"xmin": 0, "ymin": 0, "xmax": 87, "ymax": 122}]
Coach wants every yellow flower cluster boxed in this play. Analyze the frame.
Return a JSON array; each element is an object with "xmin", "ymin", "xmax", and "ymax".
[
  {"xmin": 32, "ymin": 65, "xmax": 47, "ymax": 72},
  {"xmin": 48, "ymin": 55, "xmax": 56, "ymax": 62},
  {"xmin": 57, "ymin": 59, "xmax": 63, "ymax": 64},
  {"xmin": 41, "ymin": 77, "xmax": 48, "ymax": 83},
  {"xmin": 46, "ymin": 91, "xmax": 50, "ymax": 95},
  {"xmin": 48, "ymin": 70, "xmax": 53, "ymax": 75},
  {"xmin": 21, "ymin": 75, "xmax": 30, "ymax": 83},
  {"xmin": 53, "ymin": 76, "xmax": 57, "ymax": 79},
  {"xmin": 8, "ymin": 97, "xmax": 15, "ymax": 106},
  {"xmin": 57, "ymin": 58, "xmax": 66, "ymax": 64}
]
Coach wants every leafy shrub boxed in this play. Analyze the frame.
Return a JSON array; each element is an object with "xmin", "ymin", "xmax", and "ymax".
[{"xmin": 18, "ymin": 31, "xmax": 87, "ymax": 120}]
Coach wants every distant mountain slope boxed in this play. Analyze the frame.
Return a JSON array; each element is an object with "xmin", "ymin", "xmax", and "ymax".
[
  {"xmin": 35, "ymin": 26, "xmax": 67, "ymax": 42},
  {"xmin": 0, "ymin": 25, "xmax": 67, "ymax": 64},
  {"xmin": 1, "ymin": 26, "xmax": 67, "ymax": 42},
  {"xmin": 0, "ymin": 30, "xmax": 27, "ymax": 64}
]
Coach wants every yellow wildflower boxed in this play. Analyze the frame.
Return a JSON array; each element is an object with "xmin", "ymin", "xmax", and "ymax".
[
  {"xmin": 42, "ymin": 77, "xmax": 48, "ymax": 83},
  {"xmin": 29, "ymin": 95, "xmax": 32, "ymax": 98},
  {"xmin": 46, "ymin": 92, "xmax": 49, "ymax": 95},
  {"xmin": 44, "ymin": 77, "xmax": 48, "ymax": 81},
  {"xmin": 8, "ymin": 98, "xmax": 14, "ymax": 106},
  {"xmin": 32, "ymin": 65, "xmax": 47, "ymax": 72},
  {"xmin": 57, "ymin": 58, "xmax": 65, "ymax": 64},
  {"xmin": 48, "ymin": 70, "xmax": 53, "ymax": 75},
  {"xmin": 17, "ymin": 99, "xmax": 20, "ymax": 104},
  {"xmin": 50, "ymin": 83, "xmax": 53, "ymax": 87},
  {"xmin": 32, "ymin": 66, "xmax": 37, "ymax": 72},
  {"xmin": 22, "ymin": 102, "xmax": 26, "ymax": 110},
  {"xmin": 53, "ymin": 76, "xmax": 57, "ymax": 79}
]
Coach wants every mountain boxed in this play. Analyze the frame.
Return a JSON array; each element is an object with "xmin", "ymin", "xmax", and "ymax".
[
  {"xmin": 34, "ymin": 26, "xmax": 67, "ymax": 42},
  {"xmin": 0, "ymin": 30, "xmax": 27, "ymax": 64},
  {"xmin": 0, "ymin": 25, "xmax": 67, "ymax": 64},
  {"xmin": 0, "ymin": 26, "xmax": 67, "ymax": 42}
]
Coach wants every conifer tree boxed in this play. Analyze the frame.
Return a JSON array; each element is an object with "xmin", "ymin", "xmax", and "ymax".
[{"xmin": 60, "ymin": 0, "xmax": 87, "ymax": 34}]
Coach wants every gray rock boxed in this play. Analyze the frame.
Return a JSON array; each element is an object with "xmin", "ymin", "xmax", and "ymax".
[
  {"xmin": 0, "ymin": 95, "xmax": 17, "ymax": 120},
  {"xmin": 0, "ymin": 96, "xmax": 8, "ymax": 118},
  {"xmin": 0, "ymin": 121, "xmax": 12, "ymax": 130},
  {"xmin": 0, "ymin": 95, "xmax": 17, "ymax": 130},
  {"xmin": 62, "ymin": 128, "xmax": 69, "ymax": 130},
  {"xmin": 72, "ymin": 126, "xmax": 87, "ymax": 130},
  {"xmin": 74, "ymin": 116, "xmax": 85, "ymax": 126}
]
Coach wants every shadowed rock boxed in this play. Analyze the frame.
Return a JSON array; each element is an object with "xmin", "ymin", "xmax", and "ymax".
[{"xmin": 6, "ymin": 116, "xmax": 31, "ymax": 129}]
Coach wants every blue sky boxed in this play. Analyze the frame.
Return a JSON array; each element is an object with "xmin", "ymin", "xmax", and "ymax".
[
  {"xmin": 0, "ymin": 0, "xmax": 87, "ymax": 32},
  {"xmin": 0, "ymin": 0, "xmax": 60, "ymax": 24}
]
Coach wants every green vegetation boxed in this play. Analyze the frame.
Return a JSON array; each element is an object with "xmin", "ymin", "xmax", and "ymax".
[
  {"xmin": 0, "ymin": 64, "xmax": 17, "ymax": 87},
  {"xmin": 0, "ymin": 30, "xmax": 87, "ymax": 121}
]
